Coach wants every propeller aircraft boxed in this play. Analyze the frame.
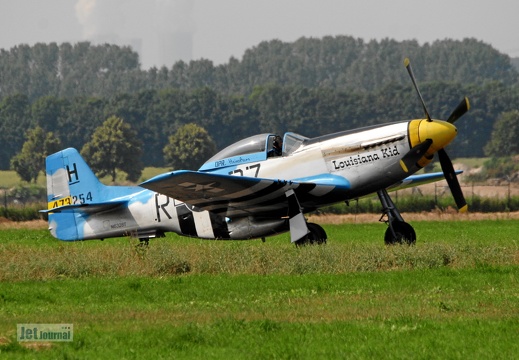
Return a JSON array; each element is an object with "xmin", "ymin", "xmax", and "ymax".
[{"xmin": 43, "ymin": 59, "xmax": 469, "ymax": 246}]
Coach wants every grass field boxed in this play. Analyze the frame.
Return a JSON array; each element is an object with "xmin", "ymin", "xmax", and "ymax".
[{"xmin": 0, "ymin": 220, "xmax": 518, "ymax": 359}]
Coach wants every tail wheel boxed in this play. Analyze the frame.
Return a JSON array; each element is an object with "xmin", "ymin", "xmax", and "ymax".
[{"xmin": 384, "ymin": 221, "xmax": 416, "ymax": 245}]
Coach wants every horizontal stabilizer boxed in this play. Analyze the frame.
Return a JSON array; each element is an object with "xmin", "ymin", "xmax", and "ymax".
[{"xmin": 40, "ymin": 200, "xmax": 127, "ymax": 214}]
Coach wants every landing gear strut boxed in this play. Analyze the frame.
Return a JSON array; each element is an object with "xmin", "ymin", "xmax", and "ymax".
[
  {"xmin": 138, "ymin": 238, "xmax": 149, "ymax": 247},
  {"xmin": 377, "ymin": 189, "xmax": 416, "ymax": 245}
]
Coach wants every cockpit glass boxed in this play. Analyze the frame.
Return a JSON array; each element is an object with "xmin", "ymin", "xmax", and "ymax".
[
  {"xmin": 283, "ymin": 132, "xmax": 308, "ymax": 155},
  {"xmin": 204, "ymin": 132, "xmax": 309, "ymax": 165},
  {"xmin": 206, "ymin": 134, "xmax": 269, "ymax": 163}
]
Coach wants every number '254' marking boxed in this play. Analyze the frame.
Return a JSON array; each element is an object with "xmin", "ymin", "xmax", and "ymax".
[{"xmin": 47, "ymin": 192, "xmax": 93, "ymax": 209}]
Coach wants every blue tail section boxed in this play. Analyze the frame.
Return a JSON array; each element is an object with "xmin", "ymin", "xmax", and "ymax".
[
  {"xmin": 44, "ymin": 148, "xmax": 139, "ymax": 241},
  {"xmin": 46, "ymin": 148, "xmax": 105, "ymax": 206}
]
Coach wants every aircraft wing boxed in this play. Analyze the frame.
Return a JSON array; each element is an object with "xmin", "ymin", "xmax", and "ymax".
[
  {"xmin": 388, "ymin": 170, "xmax": 463, "ymax": 192},
  {"xmin": 140, "ymin": 170, "xmax": 350, "ymax": 217}
]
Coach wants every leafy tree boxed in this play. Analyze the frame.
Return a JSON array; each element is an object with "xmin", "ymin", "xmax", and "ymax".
[
  {"xmin": 10, "ymin": 126, "xmax": 61, "ymax": 183},
  {"xmin": 31, "ymin": 95, "xmax": 68, "ymax": 132},
  {"xmin": 478, "ymin": 157, "xmax": 519, "ymax": 179},
  {"xmin": 0, "ymin": 94, "xmax": 32, "ymax": 169},
  {"xmin": 58, "ymin": 96, "xmax": 106, "ymax": 150},
  {"xmin": 484, "ymin": 110, "xmax": 519, "ymax": 157},
  {"xmin": 164, "ymin": 123, "xmax": 216, "ymax": 170},
  {"xmin": 81, "ymin": 116, "xmax": 143, "ymax": 182}
]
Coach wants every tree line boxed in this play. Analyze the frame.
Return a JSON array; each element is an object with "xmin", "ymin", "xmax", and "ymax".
[
  {"xmin": 1, "ymin": 36, "xmax": 518, "ymax": 174},
  {"xmin": 0, "ymin": 37, "xmax": 517, "ymax": 101},
  {"xmin": 2, "ymin": 81, "xmax": 518, "ymax": 172}
]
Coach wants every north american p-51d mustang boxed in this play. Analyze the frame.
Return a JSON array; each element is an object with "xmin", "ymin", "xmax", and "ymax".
[{"xmin": 43, "ymin": 59, "xmax": 469, "ymax": 245}]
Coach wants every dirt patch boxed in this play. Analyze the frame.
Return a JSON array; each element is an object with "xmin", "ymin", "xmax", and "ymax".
[
  {"xmin": 0, "ymin": 218, "xmax": 47, "ymax": 230},
  {"xmin": 308, "ymin": 211, "xmax": 519, "ymax": 224}
]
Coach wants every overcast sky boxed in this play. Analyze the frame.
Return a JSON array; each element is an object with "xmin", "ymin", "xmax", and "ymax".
[{"xmin": 1, "ymin": 0, "xmax": 518, "ymax": 69}]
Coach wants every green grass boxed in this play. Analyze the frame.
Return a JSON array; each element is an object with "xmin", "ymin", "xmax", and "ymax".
[
  {"xmin": 2, "ymin": 272, "xmax": 518, "ymax": 359},
  {"xmin": 0, "ymin": 171, "xmax": 45, "ymax": 188},
  {"xmin": 0, "ymin": 220, "xmax": 518, "ymax": 358}
]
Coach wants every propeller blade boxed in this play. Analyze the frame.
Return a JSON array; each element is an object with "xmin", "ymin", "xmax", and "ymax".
[
  {"xmin": 399, "ymin": 139, "xmax": 432, "ymax": 173},
  {"xmin": 404, "ymin": 58, "xmax": 432, "ymax": 122},
  {"xmin": 447, "ymin": 97, "xmax": 470, "ymax": 124},
  {"xmin": 438, "ymin": 148, "xmax": 468, "ymax": 212}
]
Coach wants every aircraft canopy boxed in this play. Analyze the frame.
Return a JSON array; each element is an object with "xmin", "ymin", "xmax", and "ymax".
[{"xmin": 199, "ymin": 132, "xmax": 309, "ymax": 171}]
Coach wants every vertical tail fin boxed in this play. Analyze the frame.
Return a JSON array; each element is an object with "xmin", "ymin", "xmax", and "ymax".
[
  {"xmin": 46, "ymin": 148, "xmax": 104, "ymax": 208},
  {"xmin": 45, "ymin": 148, "xmax": 106, "ymax": 241},
  {"xmin": 45, "ymin": 148, "xmax": 141, "ymax": 241}
]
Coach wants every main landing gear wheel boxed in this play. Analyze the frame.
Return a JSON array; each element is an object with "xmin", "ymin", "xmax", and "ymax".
[
  {"xmin": 295, "ymin": 222, "xmax": 327, "ymax": 246},
  {"xmin": 384, "ymin": 220, "xmax": 416, "ymax": 245},
  {"xmin": 377, "ymin": 189, "xmax": 416, "ymax": 246}
]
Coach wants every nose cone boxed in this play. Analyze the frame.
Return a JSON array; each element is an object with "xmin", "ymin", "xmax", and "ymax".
[{"xmin": 418, "ymin": 120, "xmax": 457, "ymax": 152}]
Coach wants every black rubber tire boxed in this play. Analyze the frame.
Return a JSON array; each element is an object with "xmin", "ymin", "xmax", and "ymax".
[
  {"xmin": 384, "ymin": 221, "xmax": 416, "ymax": 245},
  {"xmin": 295, "ymin": 223, "xmax": 327, "ymax": 246}
]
